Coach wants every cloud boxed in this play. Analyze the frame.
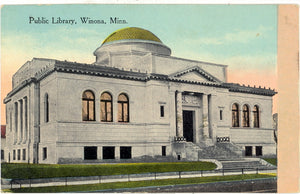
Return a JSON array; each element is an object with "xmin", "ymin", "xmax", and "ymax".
[
  {"xmin": 187, "ymin": 25, "xmax": 273, "ymax": 45},
  {"xmin": 172, "ymin": 49, "xmax": 276, "ymax": 72},
  {"xmin": 222, "ymin": 54, "xmax": 277, "ymax": 71}
]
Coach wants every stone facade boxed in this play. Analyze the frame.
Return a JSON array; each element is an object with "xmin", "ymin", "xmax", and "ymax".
[{"xmin": 3, "ymin": 27, "xmax": 277, "ymax": 164}]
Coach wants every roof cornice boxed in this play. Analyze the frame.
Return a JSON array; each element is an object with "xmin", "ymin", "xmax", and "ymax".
[{"xmin": 4, "ymin": 60, "xmax": 277, "ymax": 103}]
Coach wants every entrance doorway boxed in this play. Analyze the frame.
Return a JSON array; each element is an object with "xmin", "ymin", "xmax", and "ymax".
[{"xmin": 183, "ymin": 110, "xmax": 194, "ymax": 142}]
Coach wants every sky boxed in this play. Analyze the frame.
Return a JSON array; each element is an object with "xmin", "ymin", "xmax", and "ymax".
[{"xmin": 1, "ymin": 4, "xmax": 278, "ymax": 124}]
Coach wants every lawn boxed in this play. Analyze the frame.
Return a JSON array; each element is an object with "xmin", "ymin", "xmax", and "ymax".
[
  {"xmin": 1, "ymin": 161, "xmax": 216, "ymax": 179},
  {"xmin": 7, "ymin": 173, "xmax": 276, "ymax": 193},
  {"xmin": 263, "ymin": 158, "xmax": 277, "ymax": 166}
]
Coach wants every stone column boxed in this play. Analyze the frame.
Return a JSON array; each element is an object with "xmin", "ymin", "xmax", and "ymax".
[
  {"xmin": 33, "ymin": 82, "xmax": 40, "ymax": 163},
  {"xmin": 14, "ymin": 102, "xmax": 18, "ymax": 145},
  {"xmin": 202, "ymin": 94, "xmax": 209, "ymax": 138},
  {"xmin": 176, "ymin": 91, "xmax": 183, "ymax": 137},
  {"xmin": 22, "ymin": 99, "xmax": 26, "ymax": 143},
  {"xmin": 18, "ymin": 100, "xmax": 23, "ymax": 144},
  {"xmin": 23, "ymin": 97, "xmax": 28, "ymax": 143},
  {"xmin": 209, "ymin": 94, "xmax": 217, "ymax": 141}
]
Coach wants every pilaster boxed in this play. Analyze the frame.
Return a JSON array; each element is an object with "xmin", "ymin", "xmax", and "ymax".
[
  {"xmin": 176, "ymin": 91, "xmax": 183, "ymax": 137},
  {"xmin": 202, "ymin": 94, "xmax": 209, "ymax": 138}
]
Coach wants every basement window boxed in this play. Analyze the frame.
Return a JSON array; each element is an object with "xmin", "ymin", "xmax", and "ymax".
[
  {"xmin": 245, "ymin": 146, "xmax": 252, "ymax": 156},
  {"xmin": 103, "ymin": 147, "xmax": 115, "ymax": 159},
  {"xmin": 84, "ymin": 146, "xmax": 97, "ymax": 160},
  {"xmin": 256, "ymin": 146, "xmax": 263, "ymax": 156},
  {"xmin": 120, "ymin": 147, "xmax": 132, "ymax": 159}
]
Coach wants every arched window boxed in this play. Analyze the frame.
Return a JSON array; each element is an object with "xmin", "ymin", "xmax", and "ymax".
[
  {"xmin": 242, "ymin": 104, "xmax": 250, "ymax": 127},
  {"xmin": 82, "ymin": 90, "xmax": 95, "ymax": 121},
  {"xmin": 100, "ymin": 92, "xmax": 113, "ymax": 122},
  {"xmin": 253, "ymin": 105, "xmax": 260, "ymax": 128},
  {"xmin": 45, "ymin": 93, "xmax": 49, "ymax": 123},
  {"xmin": 232, "ymin": 103, "xmax": 239, "ymax": 127},
  {"xmin": 118, "ymin": 93, "xmax": 129, "ymax": 122}
]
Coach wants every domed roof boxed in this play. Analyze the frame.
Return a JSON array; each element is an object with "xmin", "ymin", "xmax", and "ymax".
[{"xmin": 102, "ymin": 27, "xmax": 162, "ymax": 44}]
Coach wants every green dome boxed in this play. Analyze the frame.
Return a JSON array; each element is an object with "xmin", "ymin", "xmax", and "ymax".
[{"xmin": 102, "ymin": 27, "xmax": 162, "ymax": 44}]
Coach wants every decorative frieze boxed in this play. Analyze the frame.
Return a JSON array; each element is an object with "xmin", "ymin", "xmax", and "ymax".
[{"xmin": 182, "ymin": 95, "xmax": 201, "ymax": 105}]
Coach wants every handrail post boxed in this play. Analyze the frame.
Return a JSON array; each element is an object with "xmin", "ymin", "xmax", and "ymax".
[
  {"xmin": 65, "ymin": 177, "xmax": 67, "ymax": 186},
  {"xmin": 154, "ymin": 172, "xmax": 156, "ymax": 180},
  {"xmin": 128, "ymin": 174, "xmax": 130, "ymax": 182},
  {"xmin": 222, "ymin": 169, "xmax": 224, "ymax": 176},
  {"xmin": 201, "ymin": 170, "xmax": 203, "ymax": 177},
  {"xmin": 179, "ymin": 171, "xmax": 181, "ymax": 179},
  {"xmin": 242, "ymin": 168, "xmax": 244, "ymax": 175},
  {"xmin": 256, "ymin": 168, "xmax": 258, "ymax": 174},
  {"xmin": 98, "ymin": 175, "xmax": 101, "ymax": 183},
  {"xmin": 29, "ymin": 178, "xmax": 31, "ymax": 188}
]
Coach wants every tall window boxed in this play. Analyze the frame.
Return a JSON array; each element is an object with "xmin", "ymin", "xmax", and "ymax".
[
  {"xmin": 43, "ymin": 147, "xmax": 47, "ymax": 160},
  {"xmin": 162, "ymin": 146, "xmax": 166, "ymax": 156},
  {"xmin": 253, "ymin": 105, "xmax": 260, "ymax": 128},
  {"xmin": 45, "ymin": 93, "xmax": 49, "ymax": 123},
  {"xmin": 17, "ymin": 149, "xmax": 20, "ymax": 160},
  {"xmin": 232, "ymin": 103, "xmax": 239, "ymax": 127},
  {"xmin": 22, "ymin": 149, "xmax": 26, "ymax": 160},
  {"xmin": 160, "ymin": 106, "xmax": 164, "ymax": 117},
  {"xmin": 242, "ymin": 104, "xmax": 250, "ymax": 127},
  {"xmin": 100, "ymin": 92, "xmax": 113, "ymax": 122},
  {"xmin": 13, "ymin": 150, "xmax": 16, "ymax": 160},
  {"xmin": 220, "ymin": 110, "xmax": 223, "ymax": 120},
  {"xmin": 82, "ymin": 90, "xmax": 95, "ymax": 121},
  {"xmin": 118, "ymin": 93, "xmax": 129, "ymax": 122}
]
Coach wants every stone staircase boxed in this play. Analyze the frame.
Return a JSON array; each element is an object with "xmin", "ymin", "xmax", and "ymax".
[
  {"xmin": 182, "ymin": 142, "xmax": 276, "ymax": 171},
  {"xmin": 220, "ymin": 159, "xmax": 277, "ymax": 170},
  {"xmin": 183, "ymin": 142, "xmax": 242, "ymax": 160},
  {"xmin": 216, "ymin": 143, "xmax": 243, "ymax": 156},
  {"xmin": 197, "ymin": 145, "xmax": 241, "ymax": 159},
  {"xmin": 185, "ymin": 142, "xmax": 202, "ymax": 161}
]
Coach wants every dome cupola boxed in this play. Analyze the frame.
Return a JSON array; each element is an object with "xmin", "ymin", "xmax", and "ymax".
[
  {"xmin": 94, "ymin": 27, "xmax": 171, "ymax": 66},
  {"xmin": 102, "ymin": 27, "xmax": 163, "ymax": 44}
]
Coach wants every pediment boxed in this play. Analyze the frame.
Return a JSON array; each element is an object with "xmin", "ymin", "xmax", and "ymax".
[{"xmin": 169, "ymin": 66, "xmax": 221, "ymax": 83}]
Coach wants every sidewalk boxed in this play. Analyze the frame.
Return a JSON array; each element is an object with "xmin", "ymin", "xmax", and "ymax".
[{"xmin": 1, "ymin": 168, "xmax": 277, "ymax": 190}]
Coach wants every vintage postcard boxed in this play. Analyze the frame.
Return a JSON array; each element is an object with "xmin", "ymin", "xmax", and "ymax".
[{"xmin": 0, "ymin": 3, "xmax": 298, "ymax": 193}]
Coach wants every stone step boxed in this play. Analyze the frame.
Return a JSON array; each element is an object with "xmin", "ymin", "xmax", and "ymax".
[
  {"xmin": 197, "ymin": 145, "xmax": 241, "ymax": 159},
  {"xmin": 220, "ymin": 160, "xmax": 276, "ymax": 170}
]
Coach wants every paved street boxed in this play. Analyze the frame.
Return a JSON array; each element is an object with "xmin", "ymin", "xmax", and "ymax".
[
  {"xmin": 1, "ymin": 169, "xmax": 276, "ymax": 190},
  {"xmin": 96, "ymin": 178, "xmax": 277, "ymax": 193}
]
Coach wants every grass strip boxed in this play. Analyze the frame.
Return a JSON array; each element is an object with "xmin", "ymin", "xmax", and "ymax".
[
  {"xmin": 8, "ymin": 173, "xmax": 276, "ymax": 193},
  {"xmin": 263, "ymin": 158, "xmax": 277, "ymax": 166},
  {"xmin": 1, "ymin": 162, "xmax": 216, "ymax": 179}
]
